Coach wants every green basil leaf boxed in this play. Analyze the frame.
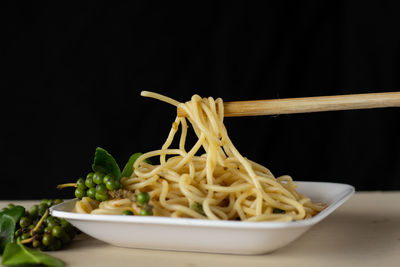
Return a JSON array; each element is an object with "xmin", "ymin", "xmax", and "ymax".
[
  {"xmin": 121, "ymin": 153, "xmax": 153, "ymax": 178},
  {"xmin": 121, "ymin": 152, "xmax": 143, "ymax": 178},
  {"xmin": 0, "ymin": 206, "xmax": 25, "ymax": 254},
  {"xmin": 2, "ymin": 240, "xmax": 65, "ymax": 267},
  {"xmin": 191, "ymin": 202, "xmax": 205, "ymax": 216},
  {"xmin": 92, "ymin": 147, "xmax": 121, "ymax": 179}
]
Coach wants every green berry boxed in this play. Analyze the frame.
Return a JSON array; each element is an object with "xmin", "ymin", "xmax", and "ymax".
[
  {"xmin": 122, "ymin": 210, "xmax": 134, "ymax": 215},
  {"xmin": 87, "ymin": 187, "xmax": 96, "ymax": 199},
  {"xmin": 42, "ymin": 233, "xmax": 53, "ymax": 246},
  {"xmin": 87, "ymin": 172, "xmax": 94, "ymax": 179},
  {"xmin": 102, "ymin": 174, "xmax": 114, "ymax": 184},
  {"xmin": 137, "ymin": 192, "xmax": 150, "ymax": 205},
  {"xmin": 139, "ymin": 208, "xmax": 153, "ymax": 216},
  {"xmin": 52, "ymin": 226, "xmax": 65, "ymax": 238},
  {"xmin": 53, "ymin": 199, "xmax": 63, "ymax": 205},
  {"xmin": 47, "ymin": 219, "xmax": 59, "ymax": 228},
  {"xmin": 77, "ymin": 178, "xmax": 86, "ymax": 188},
  {"xmin": 96, "ymin": 184, "xmax": 107, "ymax": 194},
  {"xmin": 40, "ymin": 199, "xmax": 52, "ymax": 207},
  {"xmin": 85, "ymin": 176, "xmax": 96, "ymax": 188},
  {"xmin": 105, "ymin": 179, "xmax": 120, "ymax": 190},
  {"xmin": 95, "ymin": 192, "xmax": 109, "ymax": 201},
  {"xmin": 32, "ymin": 240, "xmax": 41, "ymax": 248},
  {"xmin": 44, "ymin": 225, "xmax": 53, "ymax": 233},
  {"xmin": 19, "ymin": 216, "xmax": 32, "ymax": 228},
  {"xmin": 59, "ymin": 218, "xmax": 69, "ymax": 228},
  {"xmin": 29, "ymin": 205, "xmax": 39, "ymax": 218},
  {"xmin": 75, "ymin": 187, "xmax": 86, "ymax": 199},
  {"xmin": 93, "ymin": 172, "xmax": 105, "ymax": 184}
]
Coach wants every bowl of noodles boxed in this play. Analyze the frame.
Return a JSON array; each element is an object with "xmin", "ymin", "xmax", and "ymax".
[
  {"xmin": 50, "ymin": 181, "xmax": 353, "ymax": 254},
  {"xmin": 50, "ymin": 92, "xmax": 354, "ymax": 254}
]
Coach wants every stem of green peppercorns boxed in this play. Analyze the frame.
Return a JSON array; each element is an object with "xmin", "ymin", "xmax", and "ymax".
[
  {"xmin": 20, "ymin": 236, "xmax": 35, "ymax": 244},
  {"xmin": 31, "ymin": 209, "xmax": 49, "ymax": 234},
  {"xmin": 56, "ymin": 183, "xmax": 78, "ymax": 189},
  {"xmin": 20, "ymin": 209, "xmax": 49, "ymax": 245}
]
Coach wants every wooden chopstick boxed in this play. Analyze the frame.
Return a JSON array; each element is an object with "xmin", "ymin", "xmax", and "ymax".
[{"xmin": 177, "ymin": 92, "xmax": 400, "ymax": 117}]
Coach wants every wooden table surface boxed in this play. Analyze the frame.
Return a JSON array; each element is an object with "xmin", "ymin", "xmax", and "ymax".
[{"xmin": 1, "ymin": 192, "xmax": 399, "ymax": 267}]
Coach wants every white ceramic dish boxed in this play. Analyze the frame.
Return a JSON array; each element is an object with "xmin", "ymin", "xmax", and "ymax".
[{"xmin": 50, "ymin": 181, "xmax": 354, "ymax": 255}]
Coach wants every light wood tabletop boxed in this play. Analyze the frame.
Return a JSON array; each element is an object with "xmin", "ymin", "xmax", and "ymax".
[{"xmin": 1, "ymin": 192, "xmax": 399, "ymax": 267}]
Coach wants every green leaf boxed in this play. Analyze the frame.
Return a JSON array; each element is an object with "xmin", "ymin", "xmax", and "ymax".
[
  {"xmin": 191, "ymin": 202, "xmax": 205, "ymax": 216},
  {"xmin": 2, "ymin": 240, "xmax": 65, "ymax": 267},
  {"xmin": 92, "ymin": 147, "xmax": 121, "ymax": 179},
  {"xmin": 121, "ymin": 153, "xmax": 152, "ymax": 178},
  {"xmin": 121, "ymin": 152, "xmax": 142, "ymax": 177},
  {"xmin": 0, "ymin": 206, "xmax": 25, "ymax": 254}
]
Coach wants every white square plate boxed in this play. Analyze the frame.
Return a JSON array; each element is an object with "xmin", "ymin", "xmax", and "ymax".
[{"xmin": 50, "ymin": 181, "xmax": 354, "ymax": 255}]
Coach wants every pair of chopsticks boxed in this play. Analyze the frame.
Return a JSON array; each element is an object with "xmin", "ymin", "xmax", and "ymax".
[{"xmin": 177, "ymin": 92, "xmax": 400, "ymax": 117}]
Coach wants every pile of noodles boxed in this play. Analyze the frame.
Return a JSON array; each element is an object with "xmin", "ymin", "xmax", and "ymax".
[{"xmin": 74, "ymin": 92, "xmax": 325, "ymax": 221}]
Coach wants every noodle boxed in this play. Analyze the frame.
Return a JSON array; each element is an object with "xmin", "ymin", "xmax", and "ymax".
[{"xmin": 74, "ymin": 92, "xmax": 326, "ymax": 221}]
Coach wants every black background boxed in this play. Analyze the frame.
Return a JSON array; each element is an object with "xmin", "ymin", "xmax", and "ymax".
[{"xmin": 2, "ymin": 2, "xmax": 400, "ymax": 199}]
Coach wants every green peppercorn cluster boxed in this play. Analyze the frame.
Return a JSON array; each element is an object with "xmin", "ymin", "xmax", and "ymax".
[
  {"xmin": 75, "ymin": 171, "xmax": 122, "ymax": 201},
  {"xmin": 2, "ymin": 199, "xmax": 78, "ymax": 251},
  {"xmin": 117, "ymin": 192, "xmax": 153, "ymax": 216}
]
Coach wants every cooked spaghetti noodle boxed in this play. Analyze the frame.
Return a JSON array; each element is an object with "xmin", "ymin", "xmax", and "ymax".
[{"xmin": 73, "ymin": 92, "xmax": 325, "ymax": 221}]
